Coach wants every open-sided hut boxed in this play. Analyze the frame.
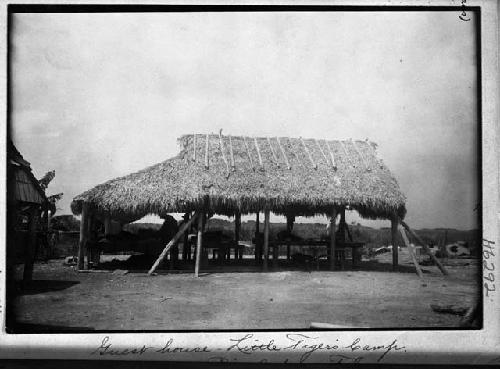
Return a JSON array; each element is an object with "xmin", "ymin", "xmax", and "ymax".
[{"xmin": 71, "ymin": 133, "xmax": 407, "ymax": 274}]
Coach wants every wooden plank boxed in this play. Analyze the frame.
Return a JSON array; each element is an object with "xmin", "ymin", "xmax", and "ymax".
[
  {"xmin": 391, "ymin": 216, "xmax": 399, "ymax": 270},
  {"xmin": 398, "ymin": 224, "xmax": 423, "ymax": 278},
  {"xmin": 148, "ymin": 211, "xmax": 199, "ymax": 275},
  {"xmin": 401, "ymin": 220, "xmax": 448, "ymax": 276},
  {"xmin": 263, "ymin": 208, "xmax": 270, "ymax": 271},
  {"xmin": 77, "ymin": 203, "xmax": 88, "ymax": 270},
  {"xmin": 300, "ymin": 137, "xmax": 317, "ymax": 169},
  {"xmin": 329, "ymin": 208, "xmax": 337, "ymax": 271},
  {"xmin": 276, "ymin": 137, "xmax": 291, "ymax": 170},
  {"xmin": 195, "ymin": 213, "xmax": 203, "ymax": 277}
]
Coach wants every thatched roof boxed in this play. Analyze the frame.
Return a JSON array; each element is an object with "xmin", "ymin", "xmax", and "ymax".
[{"xmin": 71, "ymin": 134, "xmax": 406, "ymax": 223}]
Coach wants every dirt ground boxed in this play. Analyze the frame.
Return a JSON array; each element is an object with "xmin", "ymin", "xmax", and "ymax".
[{"xmin": 10, "ymin": 250, "xmax": 480, "ymax": 332}]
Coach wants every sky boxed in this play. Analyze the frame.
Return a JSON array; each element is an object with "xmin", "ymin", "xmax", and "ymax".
[{"xmin": 10, "ymin": 10, "xmax": 479, "ymax": 230}]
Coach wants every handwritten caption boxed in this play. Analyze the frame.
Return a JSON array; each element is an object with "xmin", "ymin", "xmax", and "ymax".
[
  {"xmin": 483, "ymin": 238, "xmax": 495, "ymax": 298},
  {"xmin": 91, "ymin": 334, "xmax": 406, "ymax": 363}
]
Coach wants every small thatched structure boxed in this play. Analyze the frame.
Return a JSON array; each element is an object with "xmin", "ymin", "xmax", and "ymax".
[
  {"xmin": 71, "ymin": 134, "xmax": 406, "ymax": 222},
  {"xmin": 71, "ymin": 133, "xmax": 408, "ymax": 274}
]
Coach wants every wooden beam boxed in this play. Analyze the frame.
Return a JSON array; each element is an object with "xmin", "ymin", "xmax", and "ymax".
[
  {"xmin": 315, "ymin": 139, "xmax": 329, "ymax": 166},
  {"xmin": 263, "ymin": 207, "xmax": 270, "ymax": 271},
  {"xmin": 391, "ymin": 216, "xmax": 399, "ymax": 271},
  {"xmin": 398, "ymin": 224, "xmax": 423, "ymax": 279},
  {"xmin": 77, "ymin": 202, "xmax": 89, "ymax": 270},
  {"xmin": 351, "ymin": 139, "xmax": 370, "ymax": 171},
  {"xmin": 401, "ymin": 220, "xmax": 448, "ymax": 276},
  {"xmin": 339, "ymin": 141, "xmax": 353, "ymax": 168},
  {"xmin": 329, "ymin": 208, "xmax": 337, "ymax": 271},
  {"xmin": 325, "ymin": 141, "xmax": 337, "ymax": 170},
  {"xmin": 148, "ymin": 211, "xmax": 199, "ymax": 275},
  {"xmin": 195, "ymin": 213, "xmax": 204, "ymax": 277}
]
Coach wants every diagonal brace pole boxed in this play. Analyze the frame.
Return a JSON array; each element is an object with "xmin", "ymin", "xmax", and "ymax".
[{"xmin": 148, "ymin": 211, "xmax": 199, "ymax": 275}]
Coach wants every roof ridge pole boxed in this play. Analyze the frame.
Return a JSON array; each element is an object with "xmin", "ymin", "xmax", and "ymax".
[
  {"xmin": 300, "ymin": 137, "xmax": 317, "ymax": 169},
  {"xmin": 276, "ymin": 137, "xmax": 291, "ymax": 170},
  {"xmin": 325, "ymin": 141, "xmax": 338, "ymax": 171},
  {"xmin": 351, "ymin": 139, "xmax": 370, "ymax": 171},
  {"xmin": 218, "ymin": 130, "xmax": 230, "ymax": 178},
  {"xmin": 254, "ymin": 137, "xmax": 263, "ymax": 167},
  {"xmin": 315, "ymin": 139, "xmax": 329, "ymax": 166},
  {"xmin": 193, "ymin": 134, "xmax": 197, "ymax": 162},
  {"xmin": 266, "ymin": 137, "xmax": 280, "ymax": 168},
  {"xmin": 243, "ymin": 137, "xmax": 254, "ymax": 170},
  {"xmin": 228, "ymin": 135, "xmax": 235, "ymax": 171},
  {"xmin": 204, "ymin": 134, "xmax": 210, "ymax": 169}
]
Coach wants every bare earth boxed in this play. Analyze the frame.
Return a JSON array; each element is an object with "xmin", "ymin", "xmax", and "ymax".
[{"xmin": 11, "ymin": 251, "xmax": 480, "ymax": 332}]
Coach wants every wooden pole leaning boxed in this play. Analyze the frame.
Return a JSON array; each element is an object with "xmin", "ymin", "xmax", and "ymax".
[
  {"xmin": 148, "ymin": 211, "xmax": 199, "ymax": 275},
  {"xmin": 398, "ymin": 224, "xmax": 424, "ymax": 279},
  {"xmin": 400, "ymin": 220, "xmax": 448, "ymax": 276},
  {"xmin": 77, "ymin": 202, "xmax": 89, "ymax": 270},
  {"xmin": 263, "ymin": 207, "xmax": 270, "ymax": 271},
  {"xmin": 390, "ymin": 215, "xmax": 399, "ymax": 271},
  {"xmin": 195, "ymin": 213, "xmax": 204, "ymax": 277},
  {"xmin": 329, "ymin": 208, "xmax": 338, "ymax": 271}
]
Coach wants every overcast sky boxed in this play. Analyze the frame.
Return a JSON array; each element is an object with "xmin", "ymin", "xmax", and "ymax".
[{"xmin": 10, "ymin": 10, "xmax": 479, "ymax": 230}]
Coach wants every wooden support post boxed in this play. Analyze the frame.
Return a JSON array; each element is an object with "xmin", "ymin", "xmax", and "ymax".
[
  {"xmin": 23, "ymin": 208, "xmax": 38, "ymax": 282},
  {"xmin": 77, "ymin": 203, "xmax": 89, "ymax": 270},
  {"xmin": 234, "ymin": 212, "xmax": 241, "ymax": 260},
  {"xmin": 148, "ymin": 211, "xmax": 199, "ymax": 275},
  {"xmin": 195, "ymin": 213, "xmax": 204, "ymax": 277},
  {"xmin": 391, "ymin": 216, "xmax": 399, "ymax": 271},
  {"xmin": 255, "ymin": 212, "xmax": 260, "ymax": 263},
  {"xmin": 286, "ymin": 214, "xmax": 294, "ymax": 261},
  {"xmin": 329, "ymin": 208, "xmax": 338, "ymax": 271},
  {"xmin": 398, "ymin": 224, "xmax": 424, "ymax": 279},
  {"xmin": 339, "ymin": 208, "xmax": 346, "ymax": 269},
  {"xmin": 104, "ymin": 215, "xmax": 111, "ymax": 238},
  {"xmin": 86, "ymin": 211, "xmax": 94, "ymax": 269},
  {"xmin": 182, "ymin": 213, "xmax": 190, "ymax": 261},
  {"xmin": 263, "ymin": 208, "xmax": 270, "ymax": 271},
  {"xmin": 401, "ymin": 220, "xmax": 448, "ymax": 276}
]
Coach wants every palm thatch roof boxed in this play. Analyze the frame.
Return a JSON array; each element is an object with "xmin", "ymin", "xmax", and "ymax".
[{"xmin": 71, "ymin": 133, "xmax": 406, "ymax": 223}]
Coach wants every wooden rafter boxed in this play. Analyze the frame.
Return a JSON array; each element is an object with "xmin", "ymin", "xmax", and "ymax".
[
  {"xmin": 267, "ymin": 137, "xmax": 280, "ymax": 167},
  {"xmin": 300, "ymin": 137, "xmax": 317, "ymax": 169},
  {"xmin": 276, "ymin": 137, "xmax": 291, "ymax": 170},
  {"xmin": 254, "ymin": 137, "xmax": 263, "ymax": 167},
  {"xmin": 243, "ymin": 137, "xmax": 254, "ymax": 170},
  {"xmin": 204, "ymin": 134, "xmax": 209, "ymax": 170}
]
